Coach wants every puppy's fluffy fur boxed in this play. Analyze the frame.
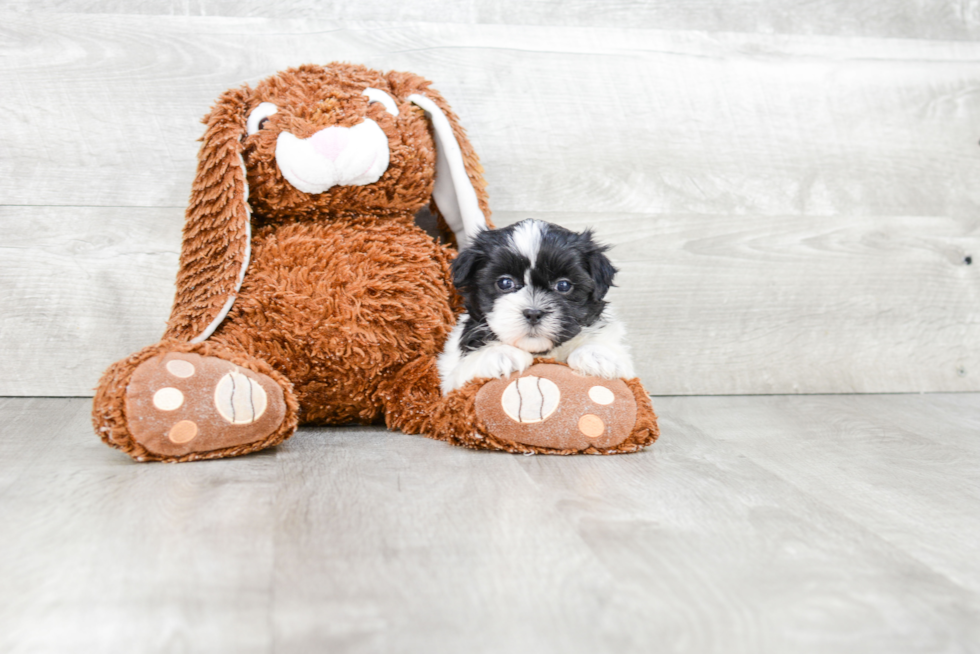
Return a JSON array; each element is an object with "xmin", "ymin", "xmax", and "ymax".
[{"xmin": 439, "ymin": 219, "xmax": 635, "ymax": 393}]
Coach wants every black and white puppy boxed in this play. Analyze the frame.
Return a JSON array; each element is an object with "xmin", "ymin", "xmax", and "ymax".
[{"xmin": 438, "ymin": 219, "xmax": 634, "ymax": 393}]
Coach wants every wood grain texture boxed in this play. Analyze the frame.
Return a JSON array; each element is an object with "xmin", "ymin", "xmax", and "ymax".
[
  {"xmin": 493, "ymin": 211, "xmax": 980, "ymax": 395},
  {"xmin": 0, "ymin": 206, "xmax": 182, "ymax": 396},
  {"xmin": 8, "ymin": 205, "xmax": 975, "ymax": 396},
  {"xmin": 662, "ymin": 394, "xmax": 980, "ymax": 595},
  {"xmin": 12, "ymin": 1, "xmax": 980, "ymax": 40},
  {"xmin": 1, "ymin": 395, "xmax": 978, "ymax": 653},
  {"xmin": 2, "ymin": 12, "xmax": 979, "ymax": 395},
  {"xmin": 0, "ymin": 397, "xmax": 280, "ymax": 654},
  {"xmin": 3, "ymin": 14, "xmax": 980, "ymax": 216}
]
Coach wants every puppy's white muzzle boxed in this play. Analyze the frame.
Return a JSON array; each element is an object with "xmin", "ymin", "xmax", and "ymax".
[{"xmin": 275, "ymin": 119, "xmax": 389, "ymax": 194}]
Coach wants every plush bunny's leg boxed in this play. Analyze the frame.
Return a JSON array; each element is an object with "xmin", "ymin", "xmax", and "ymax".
[
  {"xmin": 382, "ymin": 356, "xmax": 659, "ymax": 454},
  {"xmin": 93, "ymin": 341, "xmax": 298, "ymax": 462},
  {"xmin": 429, "ymin": 360, "xmax": 659, "ymax": 454},
  {"xmin": 377, "ymin": 355, "xmax": 445, "ymax": 436}
]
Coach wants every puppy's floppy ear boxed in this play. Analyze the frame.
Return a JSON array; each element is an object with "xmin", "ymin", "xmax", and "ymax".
[
  {"xmin": 388, "ymin": 72, "xmax": 492, "ymax": 249},
  {"xmin": 581, "ymin": 230, "xmax": 617, "ymax": 302},
  {"xmin": 164, "ymin": 87, "xmax": 252, "ymax": 343},
  {"xmin": 450, "ymin": 243, "xmax": 484, "ymax": 293}
]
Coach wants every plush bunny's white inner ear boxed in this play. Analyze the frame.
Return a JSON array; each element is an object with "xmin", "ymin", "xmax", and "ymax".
[
  {"xmin": 363, "ymin": 88, "xmax": 399, "ymax": 116},
  {"xmin": 408, "ymin": 94, "xmax": 486, "ymax": 248}
]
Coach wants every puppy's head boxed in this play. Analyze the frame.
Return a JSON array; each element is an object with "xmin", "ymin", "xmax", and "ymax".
[{"xmin": 452, "ymin": 219, "xmax": 617, "ymax": 353}]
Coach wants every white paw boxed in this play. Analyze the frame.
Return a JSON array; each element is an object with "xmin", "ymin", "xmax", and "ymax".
[
  {"xmin": 471, "ymin": 344, "xmax": 534, "ymax": 380},
  {"xmin": 444, "ymin": 344, "xmax": 534, "ymax": 392},
  {"xmin": 567, "ymin": 344, "xmax": 634, "ymax": 379}
]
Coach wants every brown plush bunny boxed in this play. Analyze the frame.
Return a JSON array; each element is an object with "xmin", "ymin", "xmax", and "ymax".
[{"xmin": 92, "ymin": 63, "xmax": 658, "ymax": 462}]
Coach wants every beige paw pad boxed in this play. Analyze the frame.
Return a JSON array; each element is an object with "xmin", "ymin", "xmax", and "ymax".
[
  {"xmin": 166, "ymin": 359, "xmax": 196, "ymax": 378},
  {"xmin": 214, "ymin": 371, "xmax": 268, "ymax": 425},
  {"xmin": 476, "ymin": 363, "xmax": 637, "ymax": 451},
  {"xmin": 588, "ymin": 385, "xmax": 615, "ymax": 405},
  {"xmin": 153, "ymin": 387, "xmax": 184, "ymax": 411},
  {"xmin": 125, "ymin": 352, "xmax": 287, "ymax": 457},
  {"xmin": 501, "ymin": 375, "xmax": 560, "ymax": 423}
]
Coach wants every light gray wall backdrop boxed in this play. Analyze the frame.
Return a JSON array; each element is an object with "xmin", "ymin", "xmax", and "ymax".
[{"xmin": 1, "ymin": 3, "xmax": 978, "ymax": 396}]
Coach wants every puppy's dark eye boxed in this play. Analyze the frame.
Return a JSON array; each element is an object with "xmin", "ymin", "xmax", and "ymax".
[
  {"xmin": 496, "ymin": 277, "xmax": 517, "ymax": 292},
  {"xmin": 555, "ymin": 280, "xmax": 573, "ymax": 293}
]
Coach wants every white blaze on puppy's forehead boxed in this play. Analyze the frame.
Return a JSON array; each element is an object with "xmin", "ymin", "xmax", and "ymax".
[{"xmin": 509, "ymin": 220, "xmax": 545, "ymax": 269}]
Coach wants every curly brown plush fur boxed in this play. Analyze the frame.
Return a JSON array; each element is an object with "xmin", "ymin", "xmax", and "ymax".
[{"xmin": 91, "ymin": 63, "xmax": 657, "ymax": 462}]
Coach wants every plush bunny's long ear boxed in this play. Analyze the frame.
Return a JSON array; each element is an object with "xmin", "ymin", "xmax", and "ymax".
[
  {"xmin": 408, "ymin": 92, "xmax": 491, "ymax": 249},
  {"xmin": 163, "ymin": 87, "xmax": 252, "ymax": 343}
]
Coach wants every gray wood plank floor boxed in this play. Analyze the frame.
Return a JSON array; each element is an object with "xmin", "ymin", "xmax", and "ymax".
[{"xmin": 2, "ymin": 395, "xmax": 978, "ymax": 653}]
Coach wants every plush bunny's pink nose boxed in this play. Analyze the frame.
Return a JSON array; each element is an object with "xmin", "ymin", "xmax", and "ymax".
[{"xmin": 309, "ymin": 127, "xmax": 350, "ymax": 161}]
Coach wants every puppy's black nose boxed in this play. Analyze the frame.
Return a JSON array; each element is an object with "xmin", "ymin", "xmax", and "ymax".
[{"xmin": 523, "ymin": 308, "xmax": 545, "ymax": 325}]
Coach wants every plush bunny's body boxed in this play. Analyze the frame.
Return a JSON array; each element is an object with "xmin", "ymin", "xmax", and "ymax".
[
  {"xmin": 92, "ymin": 64, "xmax": 658, "ymax": 462},
  {"xmin": 208, "ymin": 218, "xmax": 454, "ymax": 426}
]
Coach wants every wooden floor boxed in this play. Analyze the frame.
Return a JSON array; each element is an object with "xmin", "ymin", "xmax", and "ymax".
[{"xmin": 1, "ymin": 394, "xmax": 978, "ymax": 653}]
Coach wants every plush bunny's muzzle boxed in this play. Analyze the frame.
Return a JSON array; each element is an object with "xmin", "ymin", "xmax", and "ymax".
[{"xmin": 275, "ymin": 119, "xmax": 390, "ymax": 194}]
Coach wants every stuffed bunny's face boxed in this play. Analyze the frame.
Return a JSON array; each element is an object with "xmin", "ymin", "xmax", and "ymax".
[{"xmin": 239, "ymin": 64, "xmax": 443, "ymax": 222}]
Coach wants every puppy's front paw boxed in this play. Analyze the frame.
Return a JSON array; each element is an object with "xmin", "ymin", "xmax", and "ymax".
[
  {"xmin": 567, "ymin": 344, "xmax": 635, "ymax": 379},
  {"xmin": 473, "ymin": 344, "xmax": 534, "ymax": 379},
  {"xmin": 446, "ymin": 344, "xmax": 534, "ymax": 392}
]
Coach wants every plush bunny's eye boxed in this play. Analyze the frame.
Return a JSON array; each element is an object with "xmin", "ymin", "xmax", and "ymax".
[
  {"xmin": 246, "ymin": 102, "xmax": 278, "ymax": 135},
  {"xmin": 362, "ymin": 88, "xmax": 399, "ymax": 117}
]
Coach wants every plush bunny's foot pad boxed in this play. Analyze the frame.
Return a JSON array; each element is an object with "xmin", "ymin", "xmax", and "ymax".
[
  {"xmin": 475, "ymin": 363, "xmax": 641, "ymax": 452},
  {"xmin": 124, "ymin": 352, "xmax": 287, "ymax": 458}
]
